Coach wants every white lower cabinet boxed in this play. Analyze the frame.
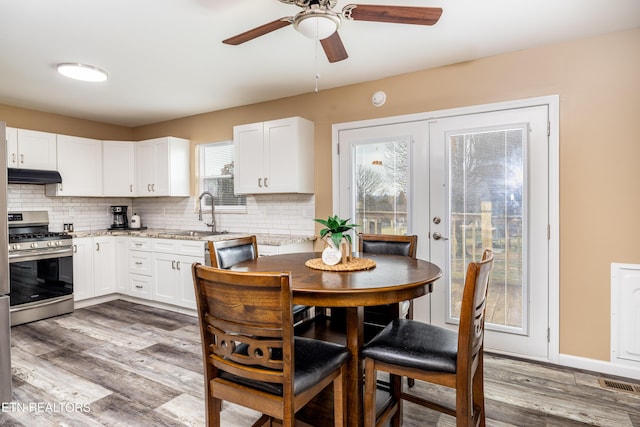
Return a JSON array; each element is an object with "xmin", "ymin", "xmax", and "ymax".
[
  {"xmin": 151, "ymin": 239, "xmax": 204, "ymax": 309},
  {"xmin": 128, "ymin": 237, "xmax": 203, "ymax": 309},
  {"xmin": 115, "ymin": 237, "xmax": 129, "ymax": 295},
  {"xmin": 73, "ymin": 237, "xmax": 94, "ymax": 301},
  {"xmin": 129, "ymin": 237, "xmax": 152, "ymax": 298},
  {"xmin": 130, "ymin": 273, "xmax": 152, "ymax": 299},
  {"xmin": 76, "ymin": 235, "xmax": 309, "ymax": 311},
  {"xmin": 258, "ymin": 241, "xmax": 314, "ymax": 256},
  {"xmin": 73, "ymin": 236, "xmax": 116, "ymax": 301}
]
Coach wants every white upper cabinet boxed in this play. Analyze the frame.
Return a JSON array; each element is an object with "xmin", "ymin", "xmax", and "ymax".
[
  {"xmin": 234, "ymin": 117, "xmax": 314, "ymax": 194},
  {"xmin": 46, "ymin": 135, "xmax": 102, "ymax": 196},
  {"xmin": 6, "ymin": 128, "xmax": 57, "ymax": 170},
  {"xmin": 103, "ymin": 141, "xmax": 135, "ymax": 196},
  {"xmin": 135, "ymin": 137, "xmax": 190, "ymax": 197}
]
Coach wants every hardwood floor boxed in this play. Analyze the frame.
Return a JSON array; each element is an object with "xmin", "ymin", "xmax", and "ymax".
[{"xmin": 1, "ymin": 300, "xmax": 639, "ymax": 426}]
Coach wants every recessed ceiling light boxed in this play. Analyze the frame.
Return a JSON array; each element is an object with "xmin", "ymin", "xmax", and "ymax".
[{"xmin": 56, "ymin": 63, "xmax": 108, "ymax": 82}]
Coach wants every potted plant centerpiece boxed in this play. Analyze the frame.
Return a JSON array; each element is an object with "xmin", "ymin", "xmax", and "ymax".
[{"xmin": 314, "ymin": 214, "xmax": 359, "ymax": 265}]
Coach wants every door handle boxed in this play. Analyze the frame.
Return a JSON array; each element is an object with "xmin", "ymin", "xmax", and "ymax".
[{"xmin": 432, "ymin": 232, "xmax": 449, "ymax": 241}]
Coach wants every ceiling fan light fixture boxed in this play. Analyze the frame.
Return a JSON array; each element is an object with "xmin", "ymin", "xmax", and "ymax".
[
  {"xmin": 56, "ymin": 63, "xmax": 108, "ymax": 82},
  {"xmin": 294, "ymin": 10, "xmax": 340, "ymax": 40}
]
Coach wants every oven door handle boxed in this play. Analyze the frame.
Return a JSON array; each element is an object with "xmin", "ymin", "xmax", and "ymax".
[{"xmin": 9, "ymin": 247, "xmax": 74, "ymax": 263}]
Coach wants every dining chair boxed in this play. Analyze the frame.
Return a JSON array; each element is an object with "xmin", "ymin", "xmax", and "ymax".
[
  {"xmin": 358, "ymin": 233, "xmax": 418, "ymax": 328},
  {"xmin": 208, "ymin": 236, "xmax": 312, "ymax": 325},
  {"xmin": 192, "ymin": 263, "xmax": 350, "ymax": 427},
  {"xmin": 207, "ymin": 235, "xmax": 258, "ymax": 269},
  {"xmin": 362, "ymin": 249, "xmax": 494, "ymax": 427}
]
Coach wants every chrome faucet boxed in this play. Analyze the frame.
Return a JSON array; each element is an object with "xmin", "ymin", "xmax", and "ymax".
[{"xmin": 198, "ymin": 191, "xmax": 216, "ymax": 233}]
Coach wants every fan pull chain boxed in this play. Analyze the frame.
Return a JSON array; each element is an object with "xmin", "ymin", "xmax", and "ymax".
[{"xmin": 314, "ymin": 21, "xmax": 320, "ymax": 93}]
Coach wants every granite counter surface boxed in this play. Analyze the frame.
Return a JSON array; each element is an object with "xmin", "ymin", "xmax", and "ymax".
[{"xmin": 69, "ymin": 229, "xmax": 316, "ymax": 246}]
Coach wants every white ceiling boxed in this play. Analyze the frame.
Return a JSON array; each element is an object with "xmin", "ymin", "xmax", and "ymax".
[{"xmin": 1, "ymin": 0, "xmax": 639, "ymax": 127}]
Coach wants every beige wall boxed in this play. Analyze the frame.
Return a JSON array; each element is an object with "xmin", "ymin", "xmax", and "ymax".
[
  {"xmin": 0, "ymin": 104, "xmax": 132, "ymax": 140},
  {"xmin": 2, "ymin": 28, "xmax": 639, "ymax": 362}
]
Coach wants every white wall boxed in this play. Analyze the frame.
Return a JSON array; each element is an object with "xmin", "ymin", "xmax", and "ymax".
[
  {"xmin": 7, "ymin": 184, "xmax": 316, "ymax": 236},
  {"xmin": 133, "ymin": 193, "xmax": 316, "ymax": 236}
]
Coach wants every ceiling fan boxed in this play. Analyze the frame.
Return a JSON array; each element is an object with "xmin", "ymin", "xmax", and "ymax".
[{"xmin": 222, "ymin": 0, "xmax": 443, "ymax": 63}]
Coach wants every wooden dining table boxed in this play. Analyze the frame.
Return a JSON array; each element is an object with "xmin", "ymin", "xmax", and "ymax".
[{"xmin": 231, "ymin": 251, "xmax": 443, "ymax": 427}]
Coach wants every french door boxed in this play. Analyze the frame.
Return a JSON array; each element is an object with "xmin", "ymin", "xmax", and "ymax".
[
  {"xmin": 337, "ymin": 102, "xmax": 552, "ymax": 358},
  {"xmin": 429, "ymin": 106, "xmax": 549, "ymax": 358}
]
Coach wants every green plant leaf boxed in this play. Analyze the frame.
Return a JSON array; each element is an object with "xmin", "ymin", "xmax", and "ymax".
[{"xmin": 314, "ymin": 214, "xmax": 359, "ymax": 249}]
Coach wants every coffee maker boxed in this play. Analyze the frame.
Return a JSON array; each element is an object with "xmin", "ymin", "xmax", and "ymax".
[{"xmin": 110, "ymin": 205, "xmax": 129, "ymax": 229}]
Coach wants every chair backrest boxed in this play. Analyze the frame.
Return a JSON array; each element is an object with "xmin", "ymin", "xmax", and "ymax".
[
  {"xmin": 208, "ymin": 235, "xmax": 258, "ymax": 269},
  {"xmin": 457, "ymin": 249, "xmax": 494, "ymax": 375},
  {"xmin": 192, "ymin": 263, "xmax": 294, "ymax": 397},
  {"xmin": 358, "ymin": 233, "xmax": 417, "ymax": 259}
]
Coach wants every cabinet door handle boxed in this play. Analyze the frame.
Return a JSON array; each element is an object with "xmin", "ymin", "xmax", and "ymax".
[
  {"xmin": 171, "ymin": 260, "xmax": 176, "ymax": 270},
  {"xmin": 130, "ymin": 184, "xmax": 133, "ymax": 193},
  {"xmin": 147, "ymin": 184, "xmax": 151, "ymax": 192},
  {"xmin": 134, "ymin": 243, "xmax": 143, "ymax": 247},
  {"xmin": 135, "ymin": 261, "xmax": 143, "ymax": 265},
  {"xmin": 20, "ymin": 154, "xmax": 24, "ymax": 164},
  {"xmin": 96, "ymin": 243, "xmax": 100, "ymax": 251},
  {"xmin": 135, "ymin": 285, "xmax": 143, "ymax": 289},
  {"xmin": 176, "ymin": 261, "xmax": 181, "ymax": 270},
  {"xmin": 264, "ymin": 177, "xmax": 268, "ymax": 188},
  {"xmin": 11, "ymin": 153, "xmax": 16, "ymax": 164},
  {"xmin": 73, "ymin": 244, "xmax": 77, "ymax": 253},
  {"xmin": 152, "ymin": 184, "xmax": 155, "ymax": 192},
  {"xmin": 258, "ymin": 177, "xmax": 262, "ymax": 187}
]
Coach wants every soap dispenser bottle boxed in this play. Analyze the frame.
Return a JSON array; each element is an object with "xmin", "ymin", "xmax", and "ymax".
[{"xmin": 130, "ymin": 213, "xmax": 141, "ymax": 229}]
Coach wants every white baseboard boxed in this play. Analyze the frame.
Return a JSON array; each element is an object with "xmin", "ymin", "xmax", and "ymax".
[
  {"xmin": 74, "ymin": 294, "xmax": 119, "ymax": 309},
  {"xmin": 74, "ymin": 294, "xmax": 197, "ymax": 317},
  {"xmin": 558, "ymin": 353, "xmax": 640, "ymax": 380}
]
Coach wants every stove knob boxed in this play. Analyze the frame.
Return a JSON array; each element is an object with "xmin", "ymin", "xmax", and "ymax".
[
  {"xmin": 11, "ymin": 244, "xmax": 19, "ymax": 250},
  {"xmin": 31, "ymin": 243, "xmax": 38, "ymax": 249},
  {"xmin": 55, "ymin": 241, "xmax": 61, "ymax": 247},
  {"xmin": 47, "ymin": 241, "xmax": 53, "ymax": 247}
]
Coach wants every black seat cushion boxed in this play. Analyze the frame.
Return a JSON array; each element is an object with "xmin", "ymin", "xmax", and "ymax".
[
  {"xmin": 362, "ymin": 319, "xmax": 458, "ymax": 373},
  {"xmin": 217, "ymin": 244, "xmax": 256, "ymax": 269},
  {"xmin": 361, "ymin": 240, "xmax": 412, "ymax": 256},
  {"xmin": 218, "ymin": 337, "xmax": 350, "ymax": 396}
]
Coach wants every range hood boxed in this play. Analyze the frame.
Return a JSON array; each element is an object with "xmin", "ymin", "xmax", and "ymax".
[{"xmin": 8, "ymin": 168, "xmax": 62, "ymax": 184}]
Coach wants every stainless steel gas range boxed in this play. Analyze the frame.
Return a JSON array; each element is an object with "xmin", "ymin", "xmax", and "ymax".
[{"xmin": 8, "ymin": 211, "xmax": 74, "ymax": 326}]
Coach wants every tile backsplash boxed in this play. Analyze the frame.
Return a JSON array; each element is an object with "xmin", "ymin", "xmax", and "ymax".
[{"xmin": 7, "ymin": 184, "xmax": 316, "ymax": 236}]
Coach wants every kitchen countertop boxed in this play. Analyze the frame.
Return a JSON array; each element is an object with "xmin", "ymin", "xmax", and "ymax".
[{"xmin": 69, "ymin": 229, "xmax": 316, "ymax": 246}]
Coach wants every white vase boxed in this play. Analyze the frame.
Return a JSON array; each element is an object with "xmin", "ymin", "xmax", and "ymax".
[{"xmin": 321, "ymin": 238, "xmax": 342, "ymax": 266}]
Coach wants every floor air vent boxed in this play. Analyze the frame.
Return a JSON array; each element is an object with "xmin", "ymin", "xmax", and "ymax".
[{"xmin": 598, "ymin": 378, "xmax": 640, "ymax": 395}]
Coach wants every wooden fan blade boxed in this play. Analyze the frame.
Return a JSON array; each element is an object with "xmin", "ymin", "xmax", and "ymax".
[
  {"xmin": 320, "ymin": 32, "xmax": 349, "ymax": 63},
  {"xmin": 345, "ymin": 5, "xmax": 442, "ymax": 26},
  {"xmin": 222, "ymin": 18, "xmax": 292, "ymax": 45}
]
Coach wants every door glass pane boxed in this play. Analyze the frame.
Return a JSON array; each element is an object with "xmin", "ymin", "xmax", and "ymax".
[
  {"xmin": 353, "ymin": 139, "xmax": 409, "ymax": 235},
  {"xmin": 448, "ymin": 127, "xmax": 526, "ymax": 331}
]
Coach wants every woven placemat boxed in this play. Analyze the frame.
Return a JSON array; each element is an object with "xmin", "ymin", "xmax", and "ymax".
[{"xmin": 305, "ymin": 257, "xmax": 376, "ymax": 272}]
